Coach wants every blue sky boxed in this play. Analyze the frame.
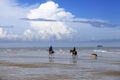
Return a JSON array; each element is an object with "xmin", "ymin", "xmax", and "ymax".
[
  {"xmin": 0, "ymin": 0, "xmax": 120, "ymax": 47},
  {"xmin": 18, "ymin": 0, "xmax": 120, "ymax": 24}
]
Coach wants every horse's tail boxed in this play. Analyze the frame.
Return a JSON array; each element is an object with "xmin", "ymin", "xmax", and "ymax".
[
  {"xmin": 52, "ymin": 50, "xmax": 54, "ymax": 53},
  {"xmin": 70, "ymin": 50, "xmax": 73, "ymax": 53}
]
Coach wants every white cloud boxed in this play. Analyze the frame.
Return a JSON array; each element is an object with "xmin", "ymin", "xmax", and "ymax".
[
  {"xmin": 0, "ymin": 0, "xmax": 37, "ymax": 40},
  {"xmin": 27, "ymin": 1, "xmax": 74, "ymax": 20},
  {"xmin": 0, "ymin": 28, "xmax": 19, "ymax": 40},
  {"xmin": 0, "ymin": 28, "xmax": 6, "ymax": 39},
  {"xmin": 23, "ymin": 29, "xmax": 34, "ymax": 40},
  {"xmin": 27, "ymin": 1, "xmax": 75, "ymax": 40},
  {"xmin": 0, "ymin": 0, "xmax": 39, "ymax": 28},
  {"xmin": 0, "ymin": 0, "xmax": 120, "ymax": 42}
]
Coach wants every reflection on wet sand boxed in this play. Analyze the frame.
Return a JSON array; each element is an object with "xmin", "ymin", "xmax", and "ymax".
[
  {"xmin": 71, "ymin": 55, "xmax": 78, "ymax": 64},
  {"xmin": 49, "ymin": 57, "xmax": 54, "ymax": 63}
]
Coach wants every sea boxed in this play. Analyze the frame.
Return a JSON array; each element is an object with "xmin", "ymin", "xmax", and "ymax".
[{"xmin": 0, "ymin": 47, "xmax": 120, "ymax": 80}]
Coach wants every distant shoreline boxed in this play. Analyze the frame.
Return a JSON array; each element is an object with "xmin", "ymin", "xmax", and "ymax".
[{"xmin": 0, "ymin": 46, "xmax": 120, "ymax": 49}]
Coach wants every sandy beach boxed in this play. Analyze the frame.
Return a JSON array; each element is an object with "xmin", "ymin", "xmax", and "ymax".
[{"xmin": 0, "ymin": 48, "xmax": 120, "ymax": 80}]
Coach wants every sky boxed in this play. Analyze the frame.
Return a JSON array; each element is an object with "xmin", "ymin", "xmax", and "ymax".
[
  {"xmin": 0, "ymin": 0, "xmax": 120, "ymax": 47},
  {"xmin": 18, "ymin": 0, "xmax": 120, "ymax": 24}
]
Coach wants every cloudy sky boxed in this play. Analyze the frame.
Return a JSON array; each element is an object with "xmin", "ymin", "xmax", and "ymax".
[{"xmin": 0, "ymin": 0, "xmax": 120, "ymax": 47}]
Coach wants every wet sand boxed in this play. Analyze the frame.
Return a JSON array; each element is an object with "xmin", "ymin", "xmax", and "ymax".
[
  {"xmin": 0, "ymin": 61, "xmax": 84, "ymax": 80},
  {"xmin": 0, "ymin": 60, "xmax": 75, "ymax": 68},
  {"xmin": 99, "ymin": 71, "xmax": 120, "ymax": 76},
  {"xmin": 0, "ymin": 60, "xmax": 120, "ymax": 80},
  {"xmin": 0, "ymin": 48, "xmax": 120, "ymax": 80}
]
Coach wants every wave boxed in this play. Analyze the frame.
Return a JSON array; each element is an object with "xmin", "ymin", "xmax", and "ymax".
[{"xmin": 93, "ymin": 49, "xmax": 107, "ymax": 53}]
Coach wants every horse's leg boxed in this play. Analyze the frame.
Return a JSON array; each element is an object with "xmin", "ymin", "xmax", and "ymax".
[
  {"xmin": 49, "ymin": 53, "xmax": 51, "ymax": 58},
  {"xmin": 72, "ymin": 53, "xmax": 75, "ymax": 58},
  {"xmin": 49, "ymin": 51, "xmax": 52, "ymax": 58},
  {"xmin": 75, "ymin": 53, "xmax": 77, "ymax": 56},
  {"xmin": 51, "ymin": 53, "xmax": 52, "ymax": 57},
  {"xmin": 52, "ymin": 52, "xmax": 54, "ymax": 58},
  {"xmin": 49, "ymin": 52, "xmax": 53, "ymax": 58}
]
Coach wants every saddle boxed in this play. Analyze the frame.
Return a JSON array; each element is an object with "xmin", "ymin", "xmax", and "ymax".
[{"xmin": 49, "ymin": 50, "xmax": 54, "ymax": 54}]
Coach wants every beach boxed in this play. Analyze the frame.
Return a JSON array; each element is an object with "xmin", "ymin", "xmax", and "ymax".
[{"xmin": 0, "ymin": 47, "xmax": 120, "ymax": 80}]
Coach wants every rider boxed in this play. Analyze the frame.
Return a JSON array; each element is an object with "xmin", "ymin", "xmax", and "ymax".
[
  {"xmin": 72, "ymin": 47, "xmax": 77, "ymax": 56},
  {"xmin": 73, "ymin": 47, "xmax": 76, "ymax": 51},
  {"xmin": 73, "ymin": 47, "xmax": 77, "ymax": 52},
  {"xmin": 49, "ymin": 45, "xmax": 53, "ymax": 51}
]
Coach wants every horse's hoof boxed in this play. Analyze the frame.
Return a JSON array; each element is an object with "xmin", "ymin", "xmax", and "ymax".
[{"xmin": 91, "ymin": 53, "xmax": 97, "ymax": 60}]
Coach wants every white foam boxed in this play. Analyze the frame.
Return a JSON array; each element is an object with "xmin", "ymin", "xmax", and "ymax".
[{"xmin": 93, "ymin": 49, "xmax": 107, "ymax": 53}]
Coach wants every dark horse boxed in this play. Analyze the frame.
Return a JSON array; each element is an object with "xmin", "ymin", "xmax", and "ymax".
[
  {"xmin": 70, "ymin": 48, "xmax": 77, "ymax": 56},
  {"xmin": 49, "ymin": 50, "xmax": 54, "ymax": 57}
]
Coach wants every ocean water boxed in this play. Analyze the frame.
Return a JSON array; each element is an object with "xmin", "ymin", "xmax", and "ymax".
[{"xmin": 0, "ymin": 47, "xmax": 120, "ymax": 80}]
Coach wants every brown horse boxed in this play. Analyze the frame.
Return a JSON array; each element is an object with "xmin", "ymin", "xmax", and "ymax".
[
  {"xmin": 70, "ymin": 50, "xmax": 77, "ymax": 56},
  {"xmin": 91, "ymin": 53, "xmax": 97, "ymax": 60}
]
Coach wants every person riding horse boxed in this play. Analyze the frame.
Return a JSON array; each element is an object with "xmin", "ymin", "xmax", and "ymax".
[
  {"xmin": 70, "ymin": 47, "xmax": 77, "ymax": 56},
  {"xmin": 49, "ymin": 46, "xmax": 54, "ymax": 57}
]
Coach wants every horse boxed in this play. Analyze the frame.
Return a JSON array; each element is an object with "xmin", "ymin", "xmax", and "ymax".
[
  {"xmin": 70, "ymin": 50, "xmax": 77, "ymax": 56},
  {"xmin": 49, "ymin": 50, "xmax": 54, "ymax": 58},
  {"xmin": 91, "ymin": 53, "xmax": 97, "ymax": 60}
]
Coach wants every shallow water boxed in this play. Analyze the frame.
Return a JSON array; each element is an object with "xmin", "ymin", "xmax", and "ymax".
[{"xmin": 0, "ymin": 48, "xmax": 120, "ymax": 80}]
